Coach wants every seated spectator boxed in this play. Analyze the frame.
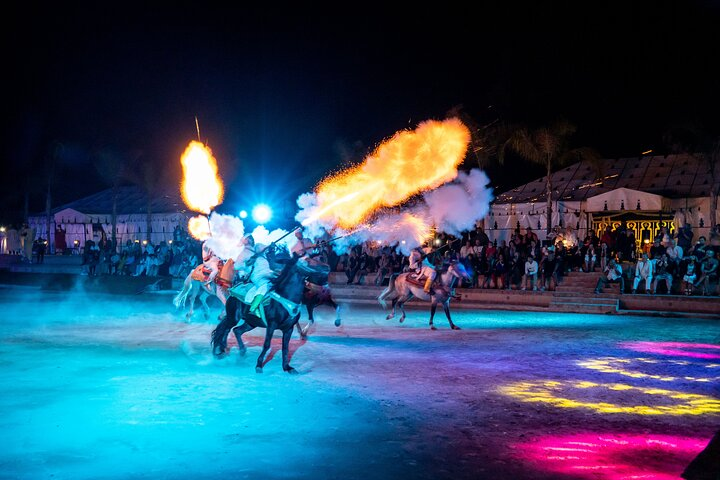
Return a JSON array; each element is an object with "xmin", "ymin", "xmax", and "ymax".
[
  {"xmin": 687, "ymin": 236, "xmax": 708, "ymax": 260},
  {"xmin": 666, "ymin": 238, "xmax": 683, "ymax": 266},
  {"xmin": 651, "ymin": 253, "xmax": 675, "ymax": 295},
  {"xmin": 649, "ymin": 238, "xmax": 665, "ymax": 261},
  {"xmin": 694, "ymin": 249, "xmax": 718, "ymax": 296},
  {"xmin": 507, "ymin": 251, "xmax": 524, "ymax": 290},
  {"xmin": 594, "ymin": 258, "xmax": 624, "ymax": 294},
  {"xmin": 539, "ymin": 248, "xmax": 560, "ymax": 292},
  {"xmin": 681, "ymin": 255, "xmax": 698, "ymax": 296},
  {"xmin": 522, "ymin": 254, "xmax": 538, "ymax": 291},
  {"xmin": 631, "ymin": 252, "xmax": 653, "ymax": 294}
]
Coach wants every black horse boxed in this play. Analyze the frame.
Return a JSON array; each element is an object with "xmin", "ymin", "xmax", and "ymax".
[
  {"xmin": 298, "ymin": 262, "xmax": 342, "ymax": 337},
  {"xmin": 211, "ymin": 254, "xmax": 306, "ymax": 373}
]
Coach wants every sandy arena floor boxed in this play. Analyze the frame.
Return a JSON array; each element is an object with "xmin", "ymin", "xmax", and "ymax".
[{"xmin": 0, "ymin": 286, "xmax": 718, "ymax": 480}]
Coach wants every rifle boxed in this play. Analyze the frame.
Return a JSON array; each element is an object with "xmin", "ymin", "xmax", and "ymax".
[
  {"xmin": 244, "ymin": 226, "xmax": 302, "ymax": 266},
  {"xmin": 420, "ymin": 238, "xmax": 462, "ymax": 261}
]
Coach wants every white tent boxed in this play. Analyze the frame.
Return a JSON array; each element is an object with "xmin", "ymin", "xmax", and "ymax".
[{"xmin": 586, "ymin": 188, "xmax": 665, "ymax": 212}]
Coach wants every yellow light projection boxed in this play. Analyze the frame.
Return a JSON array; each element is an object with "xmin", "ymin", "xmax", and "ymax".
[
  {"xmin": 577, "ymin": 357, "xmax": 720, "ymax": 383},
  {"xmin": 498, "ymin": 380, "xmax": 720, "ymax": 415}
]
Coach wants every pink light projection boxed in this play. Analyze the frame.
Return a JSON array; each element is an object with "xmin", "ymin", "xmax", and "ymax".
[
  {"xmin": 517, "ymin": 433, "xmax": 707, "ymax": 480},
  {"xmin": 620, "ymin": 341, "xmax": 720, "ymax": 359}
]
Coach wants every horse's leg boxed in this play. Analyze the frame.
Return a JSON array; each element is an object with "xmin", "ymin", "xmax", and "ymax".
[
  {"xmin": 199, "ymin": 289, "xmax": 211, "ymax": 321},
  {"xmin": 398, "ymin": 294, "xmax": 412, "ymax": 323},
  {"xmin": 211, "ymin": 296, "xmax": 240, "ymax": 357},
  {"xmin": 215, "ymin": 287, "xmax": 228, "ymax": 321},
  {"xmin": 256, "ymin": 325, "xmax": 275, "ymax": 373},
  {"xmin": 429, "ymin": 297, "xmax": 438, "ymax": 330},
  {"xmin": 386, "ymin": 297, "xmax": 398, "ymax": 320},
  {"xmin": 328, "ymin": 298, "xmax": 341, "ymax": 327},
  {"xmin": 281, "ymin": 326, "xmax": 298, "ymax": 374},
  {"xmin": 232, "ymin": 321, "xmax": 253, "ymax": 357},
  {"xmin": 186, "ymin": 282, "xmax": 200, "ymax": 322},
  {"xmin": 444, "ymin": 300, "xmax": 460, "ymax": 330}
]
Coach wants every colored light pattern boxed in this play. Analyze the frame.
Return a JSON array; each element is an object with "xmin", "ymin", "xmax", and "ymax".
[
  {"xmin": 516, "ymin": 433, "xmax": 707, "ymax": 480},
  {"xmin": 498, "ymin": 380, "xmax": 720, "ymax": 415},
  {"xmin": 620, "ymin": 341, "xmax": 720, "ymax": 359},
  {"xmin": 577, "ymin": 357, "xmax": 720, "ymax": 383},
  {"xmin": 303, "ymin": 118, "xmax": 470, "ymax": 229},
  {"xmin": 180, "ymin": 140, "xmax": 224, "ymax": 214}
]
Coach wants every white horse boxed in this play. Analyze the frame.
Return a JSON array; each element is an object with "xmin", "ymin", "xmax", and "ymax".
[
  {"xmin": 173, "ymin": 267, "xmax": 229, "ymax": 322},
  {"xmin": 378, "ymin": 261, "xmax": 470, "ymax": 330}
]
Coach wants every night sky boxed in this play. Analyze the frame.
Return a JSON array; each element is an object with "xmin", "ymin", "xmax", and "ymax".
[{"xmin": 2, "ymin": 1, "xmax": 719, "ymax": 226}]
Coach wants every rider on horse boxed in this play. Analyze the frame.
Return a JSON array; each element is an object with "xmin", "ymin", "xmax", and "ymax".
[
  {"xmin": 232, "ymin": 234, "xmax": 276, "ymax": 320},
  {"xmin": 201, "ymin": 240, "xmax": 221, "ymax": 285},
  {"xmin": 409, "ymin": 243, "xmax": 437, "ymax": 293}
]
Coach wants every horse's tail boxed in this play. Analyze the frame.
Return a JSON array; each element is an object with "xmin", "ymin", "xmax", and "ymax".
[
  {"xmin": 173, "ymin": 274, "xmax": 192, "ymax": 308},
  {"xmin": 378, "ymin": 273, "xmax": 399, "ymax": 309}
]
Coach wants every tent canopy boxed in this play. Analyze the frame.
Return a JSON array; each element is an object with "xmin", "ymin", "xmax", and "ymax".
[{"xmin": 586, "ymin": 188, "xmax": 665, "ymax": 212}]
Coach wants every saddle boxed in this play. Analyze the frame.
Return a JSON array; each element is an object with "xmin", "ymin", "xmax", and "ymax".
[
  {"xmin": 406, "ymin": 272, "xmax": 437, "ymax": 295},
  {"xmin": 304, "ymin": 281, "xmax": 332, "ymax": 302},
  {"xmin": 190, "ymin": 259, "xmax": 234, "ymax": 289}
]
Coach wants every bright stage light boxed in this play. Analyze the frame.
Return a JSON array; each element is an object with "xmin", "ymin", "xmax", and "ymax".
[
  {"xmin": 252, "ymin": 204, "xmax": 272, "ymax": 224},
  {"xmin": 239, "ymin": 210, "xmax": 248, "ymax": 219}
]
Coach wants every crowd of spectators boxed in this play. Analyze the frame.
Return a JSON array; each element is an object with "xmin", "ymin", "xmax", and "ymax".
[
  {"xmin": 593, "ymin": 221, "xmax": 720, "ymax": 296},
  {"xmin": 79, "ymin": 226, "xmax": 202, "ymax": 279}
]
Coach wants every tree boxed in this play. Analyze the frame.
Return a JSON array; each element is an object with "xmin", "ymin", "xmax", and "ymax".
[
  {"xmin": 95, "ymin": 148, "xmax": 138, "ymax": 251},
  {"xmin": 446, "ymin": 105, "xmax": 514, "ymax": 171},
  {"xmin": 663, "ymin": 122, "xmax": 720, "ymax": 229},
  {"xmin": 500, "ymin": 119, "xmax": 602, "ymax": 234}
]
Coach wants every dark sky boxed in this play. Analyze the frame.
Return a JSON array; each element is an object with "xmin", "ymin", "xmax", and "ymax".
[{"xmin": 2, "ymin": 1, "xmax": 719, "ymax": 225}]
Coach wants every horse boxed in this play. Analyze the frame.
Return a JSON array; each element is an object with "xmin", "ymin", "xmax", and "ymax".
[
  {"xmin": 173, "ymin": 264, "xmax": 231, "ymax": 322},
  {"xmin": 210, "ymin": 254, "xmax": 306, "ymax": 373},
  {"xmin": 297, "ymin": 261, "xmax": 342, "ymax": 337},
  {"xmin": 377, "ymin": 260, "xmax": 471, "ymax": 330}
]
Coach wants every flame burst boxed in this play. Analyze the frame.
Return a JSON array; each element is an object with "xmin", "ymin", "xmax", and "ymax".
[
  {"xmin": 188, "ymin": 215, "xmax": 211, "ymax": 241},
  {"xmin": 180, "ymin": 140, "xmax": 224, "ymax": 214},
  {"xmin": 304, "ymin": 118, "xmax": 470, "ymax": 229}
]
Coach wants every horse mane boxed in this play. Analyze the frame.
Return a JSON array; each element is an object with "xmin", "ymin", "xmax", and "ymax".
[{"xmin": 272, "ymin": 253, "xmax": 300, "ymax": 288}]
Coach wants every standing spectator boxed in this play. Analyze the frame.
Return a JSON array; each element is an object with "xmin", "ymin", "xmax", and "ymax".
[
  {"xmin": 599, "ymin": 242, "xmax": 610, "ymax": 271},
  {"xmin": 523, "ymin": 254, "xmax": 538, "ymax": 291},
  {"xmin": 374, "ymin": 253, "xmax": 391, "ymax": 286},
  {"xmin": 594, "ymin": 258, "xmax": 624, "ymax": 294},
  {"xmin": 631, "ymin": 253, "xmax": 653, "ymax": 294},
  {"xmin": 525, "ymin": 226, "xmax": 539, "ymax": 246},
  {"xmin": 492, "ymin": 254, "xmax": 506, "ymax": 290},
  {"xmin": 36, "ymin": 238, "xmax": 47, "ymax": 263},
  {"xmin": 345, "ymin": 250, "xmax": 359, "ymax": 284},
  {"xmin": 694, "ymin": 249, "xmax": 718, "ymax": 296},
  {"xmin": 687, "ymin": 236, "xmax": 708, "ymax": 260},
  {"xmin": 675, "ymin": 222, "xmax": 694, "ymax": 253},
  {"xmin": 651, "ymin": 253, "xmax": 675, "ymax": 295},
  {"xmin": 584, "ymin": 244, "xmax": 597, "ymax": 272},
  {"xmin": 459, "ymin": 240, "xmax": 473, "ymax": 260}
]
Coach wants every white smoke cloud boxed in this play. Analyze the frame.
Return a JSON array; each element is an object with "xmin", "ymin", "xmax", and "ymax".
[{"xmin": 205, "ymin": 212, "xmax": 246, "ymax": 260}]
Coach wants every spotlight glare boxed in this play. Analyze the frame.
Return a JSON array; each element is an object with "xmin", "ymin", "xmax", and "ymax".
[
  {"xmin": 239, "ymin": 210, "xmax": 248, "ymax": 219},
  {"xmin": 252, "ymin": 204, "xmax": 272, "ymax": 224}
]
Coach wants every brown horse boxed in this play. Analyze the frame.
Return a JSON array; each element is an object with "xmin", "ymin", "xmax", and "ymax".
[{"xmin": 377, "ymin": 260, "xmax": 470, "ymax": 330}]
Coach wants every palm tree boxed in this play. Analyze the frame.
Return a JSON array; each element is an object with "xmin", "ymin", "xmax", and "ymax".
[
  {"xmin": 446, "ymin": 105, "xmax": 514, "ymax": 171},
  {"xmin": 663, "ymin": 122, "xmax": 720, "ymax": 229},
  {"xmin": 95, "ymin": 148, "xmax": 138, "ymax": 250},
  {"xmin": 500, "ymin": 119, "xmax": 602, "ymax": 234}
]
